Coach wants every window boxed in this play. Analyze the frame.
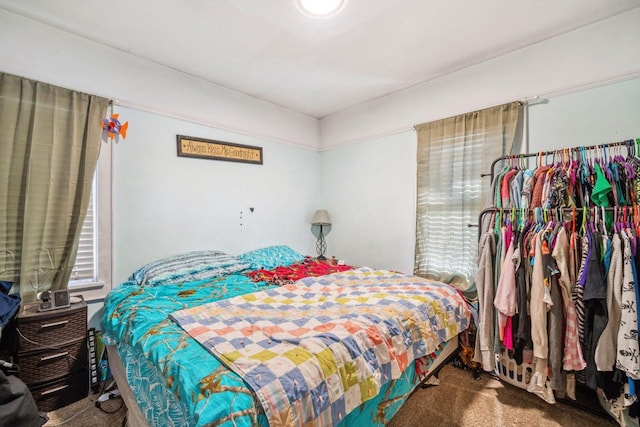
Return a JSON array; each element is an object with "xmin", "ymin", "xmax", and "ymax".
[
  {"xmin": 68, "ymin": 142, "xmax": 112, "ymax": 300},
  {"xmin": 0, "ymin": 74, "xmax": 110, "ymax": 302},
  {"xmin": 71, "ymin": 177, "xmax": 97, "ymax": 283},
  {"xmin": 414, "ymin": 102, "xmax": 522, "ymax": 285}
]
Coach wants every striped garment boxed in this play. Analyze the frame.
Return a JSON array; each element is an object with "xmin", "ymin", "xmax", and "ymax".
[
  {"xmin": 573, "ymin": 234, "xmax": 589, "ymax": 346},
  {"xmin": 552, "ymin": 228, "xmax": 586, "ymax": 372}
]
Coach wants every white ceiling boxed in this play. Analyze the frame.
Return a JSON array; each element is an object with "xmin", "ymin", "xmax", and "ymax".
[{"xmin": 1, "ymin": 0, "xmax": 638, "ymax": 119}]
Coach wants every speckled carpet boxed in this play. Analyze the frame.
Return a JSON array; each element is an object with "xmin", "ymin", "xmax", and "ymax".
[
  {"xmin": 42, "ymin": 391, "xmax": 126, "ymax": 427},
  {"xmin": 388, "ymin": 365, "xmax": 617, "ymax": 427},
  {"xmin": 43, "ymin": 365, "xmax": 617, "ymax": 427}
]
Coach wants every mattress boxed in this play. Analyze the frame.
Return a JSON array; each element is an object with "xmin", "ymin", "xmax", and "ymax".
[{"xmin": 102, "ymin": 269, "xmax": 469, "ymax": 426}]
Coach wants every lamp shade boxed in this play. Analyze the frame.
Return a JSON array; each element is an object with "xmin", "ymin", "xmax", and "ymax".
[{"xmin": 311, "ymin": 209, "xmax": 331, "ymax": 225}]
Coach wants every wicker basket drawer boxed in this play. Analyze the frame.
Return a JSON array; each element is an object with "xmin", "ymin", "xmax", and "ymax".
[
  {"xmin": 15, "ymin": 338, "xmax": 88, "ymax": 386},
  {"xmin": 30, "ymin": 369, "xmax": 88, "ymax": 412},
  {"xmin": 16, "ymin": 304, "xmax": 87, "ymax": 353}
]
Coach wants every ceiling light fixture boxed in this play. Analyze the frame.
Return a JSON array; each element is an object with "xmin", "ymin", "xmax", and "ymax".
[{"xmin": 296, "ymin": 0, "xmax": 346, "ymax": 18}]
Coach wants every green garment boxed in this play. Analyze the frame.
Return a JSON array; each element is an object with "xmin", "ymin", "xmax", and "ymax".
[{"xmin": 592, "ymin": 163, "xmax": 612, "ymax": 207}]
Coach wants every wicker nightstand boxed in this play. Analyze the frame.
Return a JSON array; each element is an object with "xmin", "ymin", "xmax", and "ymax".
[{"xmin": 14, "ymin": 296, "xmax": 89, "ymax": 412}]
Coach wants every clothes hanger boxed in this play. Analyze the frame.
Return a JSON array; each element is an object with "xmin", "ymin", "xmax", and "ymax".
[
  {"xmin": 588, "ymin": 207, "xmax": 596, "ymax": 233},
  {"xmin": 580, "ymin": 206, "xmax": 587, "ymax": 236},
  {"xmin": 601, "ymin": 206, "xmax": 610, "ymax": 238},
  {"xmin": 579, "ymin": 147, "xmax": 589, "ymax": 184},
  {"xmin": 615, "ymin": 206, "xmax": 623, "ymax": 234},
  {"xmin": 569, "ymin": 207, "xmax": 577, "ymax": 250}
]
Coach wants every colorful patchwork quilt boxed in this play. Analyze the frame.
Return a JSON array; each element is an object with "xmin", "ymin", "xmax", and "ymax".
[{"xmin": 171, "ymin": 267, "xmax": 471, "ymax": 427}]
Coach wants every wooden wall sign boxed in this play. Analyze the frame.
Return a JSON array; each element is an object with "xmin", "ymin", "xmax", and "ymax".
[{"xmin": 177, "ymin": 135, "xmax": 263, "ymax": 165}]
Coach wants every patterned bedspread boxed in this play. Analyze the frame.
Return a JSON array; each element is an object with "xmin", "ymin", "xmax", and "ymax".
[
  {"xmin": 171, "ymin": 268, "xmax": 471, "ymax": 427},
  {"xmin": 102, "ymin": 275, "xmax": 273, "ymax": 426},
  {"xmin": 244, "ymin": 256, "xmax": 355, "ymax": 287}
]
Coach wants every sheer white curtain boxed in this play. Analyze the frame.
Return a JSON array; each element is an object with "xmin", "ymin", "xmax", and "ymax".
[{"xmin": 414, "ymin": 102, "xmax": 522, "ymax": 287}]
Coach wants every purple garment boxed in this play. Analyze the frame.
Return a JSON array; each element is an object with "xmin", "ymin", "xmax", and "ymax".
[{"xmin": 578, "ymin": 232, "xmax": 592, "ymax": 287}]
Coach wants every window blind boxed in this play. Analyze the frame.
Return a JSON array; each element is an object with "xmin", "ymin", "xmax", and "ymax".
[
  {"xmin": 414, "ymin": 103, "xmax": 522, "ymax": 283},
  {"xmin": 70, "ymin": 176, "xmax": 97, "ymax": 283},
  {"xmin": 415, "ymin": 133, "xmax": 495, "ymax": 280}
]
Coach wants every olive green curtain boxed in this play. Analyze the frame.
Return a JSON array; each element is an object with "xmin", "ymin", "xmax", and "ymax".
[
  {"xmin": 414, "ymin": 102, "xmax": 522, "ymax": 287},
  {"xmin": 0, "ymin": 73, "xmax": 109, "ymax": 302}
]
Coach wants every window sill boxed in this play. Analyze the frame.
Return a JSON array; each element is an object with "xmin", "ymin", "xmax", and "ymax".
[{"xmin": 68, "ymin": 281, "xmax": 112, "ymax": 302}]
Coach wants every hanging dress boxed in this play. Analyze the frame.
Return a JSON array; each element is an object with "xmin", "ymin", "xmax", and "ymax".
[
  {"xmin": 574, "ymin": 233, "xmax": 590, "ymax": 346},
  {"xmin": 531, "ymin": 232, "xmax": 549, "ymax": 362},
  {"xmin": 595, "ymin": 232, "xmax": 626, "ymax": 399},
  {"xmin": 595, "ymin": 232, "xmax": 623, "ymax": 371},
  {"xmin": 513, "ymin": 224, "xmax": 533, "ymax": 365},
  {"xmin": 528, "ymin": 232, "xmax": 555, "ymax": 403},
  {"xmin": 544, "ymin": 235, "xmax": 566, "ymax": 393},
  {"xmin": 553, "ymin": 227, "xmax": 587, "ymax": 372},
  {"xmin": 474, "ymin": 231, "xmax": 496, "ymax": 372},
  {"xmin": 494, "ymin": 233, "xmax": 517, "ymax": 348},
  {"xmin": 617, "ymin": 230, "xmax": 640, "ymax": 380},
  {"xmin": 582, "ymin": 231, "xmax": 608, "ymax": 390}
]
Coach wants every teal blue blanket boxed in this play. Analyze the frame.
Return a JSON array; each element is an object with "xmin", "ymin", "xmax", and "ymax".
[{"xmin": 102, "ymin": 275, "xmax": 448, "ymax": 426}]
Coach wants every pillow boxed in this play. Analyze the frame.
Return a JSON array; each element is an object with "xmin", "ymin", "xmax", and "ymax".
[
  {"xmin": 238, "ymin": 245, "xmax": 305, "ymax": 271},
  {"xmin": 129, "ymin": 250, "xmax": 250, "ymax": 287}
]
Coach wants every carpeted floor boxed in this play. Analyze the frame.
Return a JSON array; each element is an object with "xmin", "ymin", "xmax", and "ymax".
[
  {"xmin": 43, "ymin": 365, "xmax": 618, "ymax": 427},
  {"xmin": 388, "ymin": 365, "xmax": 618, "ymax": 427},
  {"xmin": 42, "ymin": 391, "xmax": 126, "ymax": 427}
]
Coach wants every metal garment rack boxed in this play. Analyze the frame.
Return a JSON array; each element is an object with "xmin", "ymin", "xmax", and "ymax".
[
  {"xmin": 474, "ymin": 139, "xmax": 640, "ymax": 419},
  {"xmin": 476, "ymin": 205, "xmax": 635, "ymax": 236},
  {"xmin": 475, "ymin": 206, "xmax": 625, "ymax": 418},
  {"xmin": 471, "ymin": 138, "xmax": 640, "ymax": 237},
  {"xmin": 483, "ymin": 138, "xmax": 637, "ymax": 183}
]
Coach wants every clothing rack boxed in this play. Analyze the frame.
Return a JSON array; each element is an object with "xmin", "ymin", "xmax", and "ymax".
[
  {"xmin": 474, "ymin": 140, "xmax": 640, "ymax": 421},
  {"xmin": 471, "ymin": 137, "xmax": 640, "ymax": 235},
  {"xmin": 483, "ymin": 138, "xmax": 639, "ymax": 183},
  {"xmin": 475, "ymin": 206, "xmax": 626, "ymax": 418},
  {"xmin": 475, "ymin": 206, "xmax": 639, "ymax": 241}
]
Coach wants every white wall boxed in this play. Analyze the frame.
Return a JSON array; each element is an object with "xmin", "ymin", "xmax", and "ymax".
[
  {"xmin": 112, "ymin": 106, "xmax": 321, "ymax": 285},
  {"xmin": 322, "ymin": 77, "xmax": 640, "ymax": 273},
  {"xmin": 0, "ymin": 9, "xmax": 319, "ymax": 149},
  {"xmin": 318, "ymin": 7, "xmax": 640, "ymax": 272},
  {"xmin": 78, "ymin": 106, "xmax": 321, "ymax": 329},
  {"xmin": 528, "ymin": 77, "xmax": 640, "ymax": 152},
  {"xmin": 320, "ymin": 131, "xmax": 417, "ymax": 273},
  {"xmin": 82, "ymin": 107, "xmax": 322, "ymax": 329},
  {"xmin": 321, "ymin": 8, "xmax": 640, "ymax": 150},
  {"xmin": 2, "ymin": 8, "xmax": 638, "ymax": 153}
]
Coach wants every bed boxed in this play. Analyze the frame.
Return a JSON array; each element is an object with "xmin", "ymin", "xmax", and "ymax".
[{"xmin": 101, "ymin": 247, "xmax": 471, "ymax": 427}]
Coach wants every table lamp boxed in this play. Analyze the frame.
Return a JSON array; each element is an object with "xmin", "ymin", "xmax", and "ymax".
[{"xmin": 311, "ymin": 209, "xmax": 331, "ymax": 260}]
